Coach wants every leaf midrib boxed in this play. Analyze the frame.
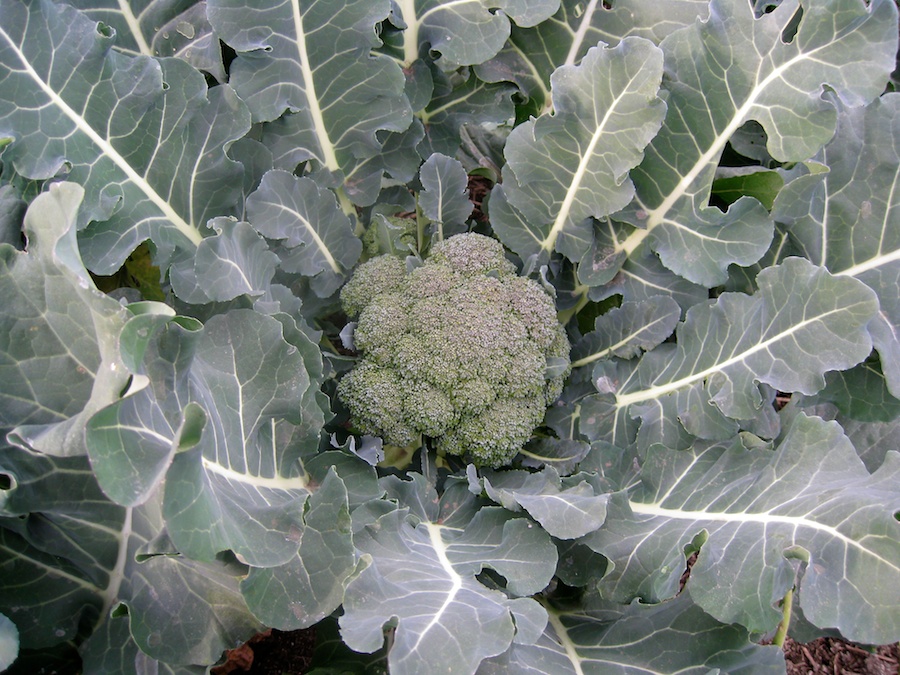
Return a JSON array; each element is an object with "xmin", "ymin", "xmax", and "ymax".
[{"xmin": 0, "ymin": 27, "xmax": 203, "ymax": 246}]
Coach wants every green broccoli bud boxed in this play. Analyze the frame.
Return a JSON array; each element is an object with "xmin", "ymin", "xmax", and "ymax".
[
  {"xmin": 338, "ymin": 233, "xmax": 571, "ymax": 468},
  {"xmin": 340, "ymin": 254, "xmax": 407, "ymax": 318},
  {"xmin": 337, "ymin": 361, "xmax": 417, "ymax": 447}
]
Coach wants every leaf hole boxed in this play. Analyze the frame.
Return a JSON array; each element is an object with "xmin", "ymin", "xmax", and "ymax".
[
  {"xmin": 780, "ymin": 6, "xmax": 802, "ymax": 44},
  {"xmin": 0, "ymin": 473, "xmax": 12, "ymax": 490},
  {"xmin": 753, "ymin": 0, "xmax": 782, "ymax": 17},
  {"xmin": 96, "ymin": 22, "xmax": 114, "ymax": 38},
  {"xmin": 574, "ymin": 2, "xmax": 586, "ymax": 18}
]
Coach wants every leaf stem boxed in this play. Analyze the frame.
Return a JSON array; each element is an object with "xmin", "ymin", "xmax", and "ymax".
[{"xmin": 772, "ymin": 587, "xmax": 794, "ymax": 648}]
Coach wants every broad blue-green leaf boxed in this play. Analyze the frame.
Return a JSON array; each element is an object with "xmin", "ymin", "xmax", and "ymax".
[
  {"xmin": 519, "ymin": 437, "xmax": 592, "ymax": 475},
  {"xmin": 492, "ymin": 38, "xmax": 665, "ymax": 263},
  {"xmin": 472, "ymin": 467, "xmax": 609, "ymax": 539},
  {"xmin": 209, "ymin": 0, "xmax": 412, "ymax": 205},
  {"xmin": 80, "ymin": 612, "xmax": 208, "ymax": 675},
  {"xmin": 0, "ymin": 0, "xmax": 250, "ymax": 273},
  {"xmin": 1, "ymin": 183, "xmax": 129, "ymax": 457},
  {"xmin": 571, "ymin": 296, "xmax": 680, "ymax": 369},
  {"xmin": 419, "ymin": 153, "xmax": 472, "ymax": 236},
  {"xmin": 477, "ymin": 0, "xmax": 708, "ymax": 109},
  {"xmin": 68, "ymin": 0, "xmax": 224, "ymax": 81},
  {"xmin": 774, "ymin": 93, "xmax": 900, "ymax": 398},
  {"xmin": 245, "ymin": 170, "xmax": 362, "ymax": 295},
  {"xmin": 85, "ymin": 308, "xmax": 200, "ymax": 507},
  {"xmin": 240, "ymin": 469, "xmax": 355, "ymax": 630},
  {"xmin": 88, "ymin": 309, "xmax": 325, "ymax": 568},
  {"xmin": 589, "ymin": 249, "xmax": 708, "ymax": 313},
  {"xmin": 583, "ymin": 414, "xmax": 900, "ymax": 644},
  {"xmin": 0, "ymin": 613, "xmax": 17, "ymax": 671},
  {"xmin": 799, "ymin": 357, "xmax": 900, "ymax": 424},
  {"xmin": 388, "ymin": 0, "xmax": 560, "ymax": 69},
  {"xmin": 168, "ymin": 217, "xmax": 279, "ymax": 304},
  {"xmin": 582, "ymin": 258, "xmax": 878, "ymax": 452},
  {"xmin": 340, "ymin": 507, "xmax": 556, "ymax": 675},
  {"xmin": 785, "ymin": 398, "xmax": 900, "ymax": 474},
  {"xmin": 479, "ymin": 593, "xmax": 785, "ymax": 674},
  {"xmin": 614, "ymin": 0, "xmax": 899, "ymax": 287},
  {"xmin": 0, "ymin": 446, "xmax": 262, "ymax": 665}
]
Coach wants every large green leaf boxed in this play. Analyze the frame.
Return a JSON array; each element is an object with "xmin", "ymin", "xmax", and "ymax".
[
  {"xmin": 239, "ymin": 468, "xmax": 356, "ymax": 630},
  {"xmin": 0, "ymin": 447, "xmax": 262, "ymax": 666},
  {"xmin": 416, "ymin": 66, "xmax": 517, "ymax": 157},
  {"xmin": 67, "ymin": 0, "xmax": 224, "ymax": 81},
  {"xmin": 774, "ymin": 93, "xmax": 900, "ymax": 398},
  {"xmin": 418, "ymin": 153, "xmax": 473, "ymax": 237},
  {"xmin": 491, "ymin": 37, "xmax": 665, "ymax": 263},
  {"xmin": 0, "ymin": 0, "xmax": 250, "ymax": 273},
  {"xmin": 470, "ymin": 466, "xmax": 610, "ymax": 540},
  {"xmin": 209, "ymin": 0, "xmax": 412, "ymax": 206},
  {"xmin": 87, "ymin": 308, "xmax": 328, "ymax": 568},
  {"xmin": 479, "ymin": 594, "xmax": 785, "ymax": 674},
  {"xmin": 0, "ymin": 184, "xmax": 25, "ymax": 246},
  {"xmin": 612, "ymin": 0, "xmax": 898, "ymax": 287},
  {"xmin": 244, "ymin": 170, "xmax": 362, "ymax": 296},
  {"xmin": 571, "ymin": 296, "xmax": 681, "ymax": 369},
  {"xmin": 340, "ymin": 506, "xmax": 557, "ymax": 675},
  {"xmin": 583, "ymin": 414, "xmax": 900, "ymax": 644},
  {"xmin": 477, "ymin": 0, "xmax": 708, "ymax": 109},
  {"xmin": 388, "ymin": 0, "xmax": 560, "ymax": 69},
  {"xmin": 169, "ymin": 217, "xmax": 280, "ymax": 304},
  {"xmin": 581, "ymin": 258, "xmax": 878, "ymax": 453},
  {"xmin": 1, "ymin": 183, "xmax": 129, "ymax": 457}
]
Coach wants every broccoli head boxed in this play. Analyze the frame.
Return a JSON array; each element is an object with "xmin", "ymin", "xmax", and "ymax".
[{"xmin": 338, "ymin": 233, "xmax": 571, "ymax": 468}]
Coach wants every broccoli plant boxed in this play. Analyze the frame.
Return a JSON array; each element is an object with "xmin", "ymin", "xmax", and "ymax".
[
  {"xmin": 1, "ymin": 1, "xmax": 900, "ymax": 674},
  {"xmin": 338, "ymin": 233, "xmax": 570, "ymax": 467}
]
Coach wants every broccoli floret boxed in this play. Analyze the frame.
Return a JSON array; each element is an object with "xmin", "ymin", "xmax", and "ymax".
[{"xmin": 338, "ymin": 233, "xmax": 571, "ymax": 468}]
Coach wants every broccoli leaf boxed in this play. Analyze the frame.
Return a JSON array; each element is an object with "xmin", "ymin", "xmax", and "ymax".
[
  {"xmin": 477, "ymin": 0, "xmax": 708, "ymax": 109},
  {"xmin": 245, "ymin": 170, "xmax": 362, "ymax": 294},
  {"xmin": 0, "ymin": 447, "xmax": 262, "ymax": 666},
  {"xmin": 582, "ymin": 258, "xmax": 878, "ymax": 452},
  {"xmin": 419, "ymin": 153, "xmax": 473, "ymax": 237},
  {"xmin": 571, "ymin": 296, "xmax": 681, "ymax": 368},
  {"xmin": 1, "ymin": 184, "xmax": 130, "ymax": 457},
  {"xmin": 492, "ymin": 38, "xmax": 665, "ymax": 263},
  {"xmin": 240, "ymin": 468, "xmax": 356, "ymax": 630},
  {"xmin": 479, "ymin": 594, "xmax": 785, "ymax": 674},
  {"xmin": 0, "ymin": 0, "xmax": 250, "ymax": 274},
  {"xmin": 774, "ymin": 93, "xmax": 900, "ymax": 398},
  {"xmin": 340, "ymin": 506, "xmax": 556, "ymax": 675},
  {"xmin": 583, "ymin": 414, "xmax": 900, "ymax": 644},
  {"xmin": 388, "ymin": 0, "xmax": 560, "ymax": 69},
  {"xmin": 67, "ymin": 0, "xmax": 225, "ymax": 81},
  {"xmin": 614, "ymin": 0, "xmax": 898, "ymax": 287},
  {"xmin": 0, "ymin": 613, "xmax": 17, "ymax": 671},
  {"xmin": 471, "ymin": 466, "xmax": 609, "ymax": 540},
  {"xmin": 209, "ymin": 0, "xmax": 412, "ymax": 206}
]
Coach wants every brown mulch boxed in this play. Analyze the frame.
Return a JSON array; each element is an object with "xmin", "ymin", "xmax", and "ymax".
[
  {"xmin": 783, "ymin": 637, "xmax": 899, "ymax": 675},
  {"xmin": 211, "ymin": 628, "xmax": 317, "ymax": 675}
]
